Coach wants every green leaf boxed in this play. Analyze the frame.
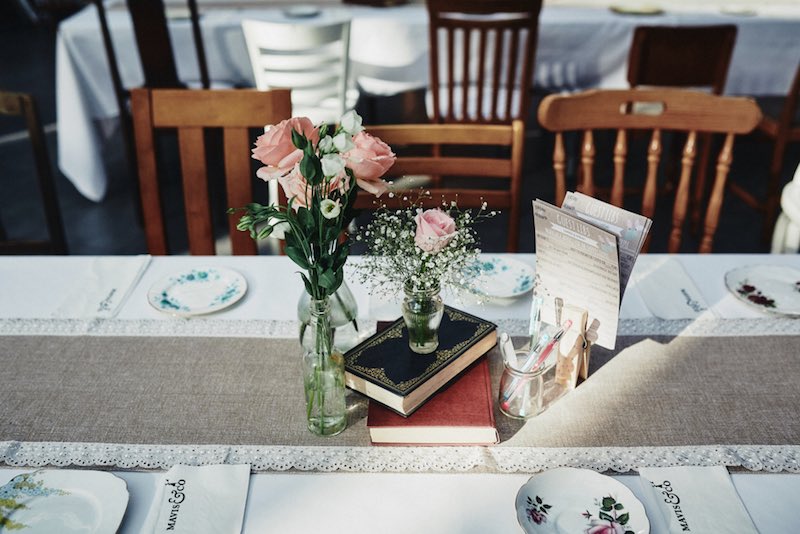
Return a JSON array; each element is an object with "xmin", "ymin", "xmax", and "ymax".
[
  {"xmin": 599, "ymin": 511, "xmax": 613, "ymax": 522},
  {"xmin": 319, "ymin": 124, "xmax": 329, "ymax": 138},
  {"xmin": 285, "ymin": 245, "xmax": 310, "ymax": 270},
  {"xmin": 291, "ymin": 129, "xmax": 307, "ymax": 150},
  {"xmin": 535, "ymin": 496, "xmax": 542, "ymax": 504},
  {"xmin": 543, "ymin": 504, "xmax": 552, "ymax": 509},
  {"xmin": 300, "ymin": 154, "xmax": 317, "ymax": 184},
  {"xmin": 318, "ymin": 269, "xmax": 337, "ymax": 290},
  {"xmin": 297, "ymin": 207, "xmax": 315, "ymax": 234},
  {"xmin": 299, "ymin": 272, "xmax": 313, "ymax": 295},
  {"xmin": 618, "ymin": 513, "xmax": 629, "ymax": 525},
  {"xmin": 602, "ymin": 497, "xmax": 616, "ymax": 508},
  {"xmin": 614, "ymin": 503, "xmax": 624, "ymax": 510}
]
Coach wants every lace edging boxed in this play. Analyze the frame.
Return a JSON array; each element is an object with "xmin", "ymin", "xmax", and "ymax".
[
  {"xmin": 2, "ymin": 317, "xmax": 800, "ymax": 338},
  {"xmin": 1, "ymin": 442, "xmax": 797, "ymax": 473}
]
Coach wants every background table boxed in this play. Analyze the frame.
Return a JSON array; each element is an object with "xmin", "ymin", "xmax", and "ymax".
[
  {"xmin": 0, "ymin": 253, "xmax": 799, "ymax": 531},
  {"xmin": 56, "ymin": 1, "xmax": 800, "ymax": 201}
]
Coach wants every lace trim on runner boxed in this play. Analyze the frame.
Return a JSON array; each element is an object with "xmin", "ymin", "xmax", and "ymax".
[
  {"xmin": 1, "ymin": 317, "xmax": 800, "ymax": 338},
  {"xmin": 1, "ymin": 442, "xmax": 798, "ymax": 473}
]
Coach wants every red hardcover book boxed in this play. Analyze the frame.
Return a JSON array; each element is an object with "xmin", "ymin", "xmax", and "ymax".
[{"xmin": 366, "ymin": 357, "xmax": 499, "ymax": 445}]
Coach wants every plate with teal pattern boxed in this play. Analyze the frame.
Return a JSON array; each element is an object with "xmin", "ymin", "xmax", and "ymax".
[
  {"xmin": 148, "ymin": 267, "xmax": 247, "ymax": 316},
  {"xmin": 463, "ymin": 256, "xmax": 535, "ymax": 298},
  {"xmin": 0, "ymin": 470, "xmax": 128, "ymax": 533}
]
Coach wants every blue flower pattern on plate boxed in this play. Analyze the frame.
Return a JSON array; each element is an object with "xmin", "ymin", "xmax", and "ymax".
[{"xmin": 151, "ymin": 268, "xmax": 245, "ymax": 315}]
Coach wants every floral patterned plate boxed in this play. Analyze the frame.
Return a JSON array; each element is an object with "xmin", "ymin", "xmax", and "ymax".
[
  {"xmin": 147, "ymin": 267, "xmax": 247, "ymax": 317},
  {"xmin": 724, "ymin": 265, "xmax": 800, "ymax": 316},
  {"xmin": 516, "ymin": 467, "xmax": 649, "ymax": 534},
  {"xmin": 463, "ymin": 256, "xmax": 535, "ymax": 298},
  {"xmin": 0, "ymin": 470, "xmax": 128, "ymax": 533}
]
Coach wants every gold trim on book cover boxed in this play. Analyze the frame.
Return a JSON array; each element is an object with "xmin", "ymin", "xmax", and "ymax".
[{"xmin": 345, "ymin": 308, "xmax": 495, "ymax": 394}]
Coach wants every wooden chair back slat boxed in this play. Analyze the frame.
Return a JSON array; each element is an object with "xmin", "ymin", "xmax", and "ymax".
[
  {"xmin": 0, "ymin": 91, "xmax": 67, "ymax": 255},
  {"xmin": 355, "ymin": 120, "xmax": 525, "ymax": 251},
  {"xmin": 538, "ymin": 88, "xmax": 761, "ymax": 253},
  {"xmin": 427, "ymin": 0, "xmax": 542, "ymax": 124},
  {"xmin": 642, "ymin": 129, "xmax": 662, "ymax": 220},
  {"xmin": 610, "ymin": 129, "xmax": 627, "ymax": 207},
  {"xmin": 131, "ymin": 88, "xmax": 292, "ymax": 255},
  {"xmin": 224, "ymin": 128, "xmax": 259, "ymax": 256}
]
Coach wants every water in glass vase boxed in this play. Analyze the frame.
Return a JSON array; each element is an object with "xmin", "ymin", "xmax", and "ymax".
[
  {"xmin": 301, "ymin": 298, "xmax": 347, "ymax": 436},
  {"xmin": 401, "ymin": 279, "xmax": 444, "ymax": 354}
]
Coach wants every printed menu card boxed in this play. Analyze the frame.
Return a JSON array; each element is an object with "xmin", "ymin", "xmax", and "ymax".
[
  {"xmin": 533, "ymin": 199, "xmax": 621, "ymax": 349},
  {"xmin": 561, "ymin": 191, "xmax": 652, "ymax": 297}
]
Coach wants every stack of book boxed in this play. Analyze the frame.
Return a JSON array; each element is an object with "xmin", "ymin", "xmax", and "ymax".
[{"xmin": 343, "ymin": 306, "xmax": 499, "ymax": 445}]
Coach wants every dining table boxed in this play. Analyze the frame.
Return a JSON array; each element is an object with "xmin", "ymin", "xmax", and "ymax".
[
  {"xmin": 55, "ymin": 0, "xmax": 800, "ymax": 202},
  {"xmin": 0, "ymin": 252, "xmax": 799, "ymax": 532}
]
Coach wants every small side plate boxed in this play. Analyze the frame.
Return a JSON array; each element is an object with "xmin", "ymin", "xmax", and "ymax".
[
  {"xmin": 148, "ymin": 267, "xmax": 247, "ymax": 317},
  {"xmin": 283, "ymin": 5, "xmax": 321, "ymax": 18},
  {"xmin": 464, "ymin": 256, "xmax": 535, "ymax": 298},
  {"xmin": 516, "ymin": 467, "xmax": 649, "ymax": 534},
  {"xmin": 724, "ymin": 264, "xmax": 800, "ymax": 316},
  {"xmin": 0, "ymin": 470, "xmax": 129, "ymax": 533}
]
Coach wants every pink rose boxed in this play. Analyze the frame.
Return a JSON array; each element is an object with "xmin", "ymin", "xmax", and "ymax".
[
  {"xmin": 585, "ymin": 519, "xmax": 625, "ymax": 534},
  {"xmin": 344, "ymin": 131, "xmax": 395, "ymax": 197},
  {"xmin": 414, "ymin": 209, "xmax": 457, "ymax": 253},
  {"xmin": 252, "ymin": 117, "xmax": 319, "ymax": 181}
]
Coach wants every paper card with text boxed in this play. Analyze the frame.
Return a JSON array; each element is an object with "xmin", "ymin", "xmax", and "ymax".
[
  {"xmin": 533, "ymin": 199, "xmax": 620, "ymax": 349},
  {"xmin": 561, "ymin": 191, "xmax": 652, "ymax": 297}
]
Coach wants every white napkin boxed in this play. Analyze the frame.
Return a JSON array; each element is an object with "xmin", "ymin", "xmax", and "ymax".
[
  {"xmin": 52, "ymin": 255, "xmax": 150, "ymax": 318},
  {"xmin": 142, "ymin": 464, "xmax": 251, "ymax": 534},
  {"xmin": 638, "ymin": 466, "xmax": 758, "ymax": 534},
  {"xmin": 633, "ymin": 257, "xmax": 713, "ymax": 319}
]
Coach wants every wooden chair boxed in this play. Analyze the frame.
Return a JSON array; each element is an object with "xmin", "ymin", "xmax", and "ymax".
[
  {"xmin": 130, "ymin": 88, "xmax": 292, "ymax": 255},
  {"xmin": 0, "ymin": 91, "xmax": 68, "ymax": 255},
  {"xmin": 242, "ymin": 18, "xmax": 355, "ymax": 125},
  {"xmin": 538, "ymin": 88, "xmax": 761, "ymax": 253},
  {"xmin": 426, "ymin": 0, "xmax": 542, "ymax": 124},
  {"xmin": 93, "ymin": 0, "xmax": 210, "ymax": 197},
  {"xmin": 729, "ymin": 61, "xmax": 800, "ymax": 242},
  {"xmin": 627, "ymin": 24, "xmax": 737, "ymax": 233},
  {"xmin": 351, "ymin": 120, "xmax": 525, "ymax": 252}
]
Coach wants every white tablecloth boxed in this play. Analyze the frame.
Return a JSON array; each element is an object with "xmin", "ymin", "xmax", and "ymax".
[
  {"xmin": 1, "ymin": 253, "xmax": 799, "ymax": 532},
  {"xmin": 56, "ymin": 2, "xmax": 800, "ymax": 201}
]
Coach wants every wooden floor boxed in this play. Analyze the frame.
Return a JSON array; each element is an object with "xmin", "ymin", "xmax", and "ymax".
[{"xmin": 1, "ymin": 4, "xmax": 797, "ymax": 255}]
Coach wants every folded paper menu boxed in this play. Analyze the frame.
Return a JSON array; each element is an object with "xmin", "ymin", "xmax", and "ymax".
[
  {"xmin": 638, "ymin": 466, "xmax": 758, "ymax": 534},
  {"xmin": 52, "ymin": 255, "xmax": 151, "ymax": 318},
  {"xmin": 533, "ymin": 199, "xmax": 621, "ymax": 349},
  {"xmin": 142, "ymin": 464, "xmax": 250, "ymax": 534}
]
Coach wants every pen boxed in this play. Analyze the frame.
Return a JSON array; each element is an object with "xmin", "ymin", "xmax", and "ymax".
[
  {"xmin": 500, "ymin": 320, "xmax": 573, "ymax": 410},
  {"xmin": 499, "ymin": 333, "xmax": 551, "ymax": 404}
]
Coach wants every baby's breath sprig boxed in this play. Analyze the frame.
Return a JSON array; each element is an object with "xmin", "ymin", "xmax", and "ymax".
[{"xmin": 354, "ymin": 192, "xmax": 496, "ymax": 296}]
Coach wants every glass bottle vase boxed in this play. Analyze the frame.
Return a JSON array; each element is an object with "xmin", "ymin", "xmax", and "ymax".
[
  {"xmin": 298, "ymin": 280, "xmax": 360, "ymax": 353},
  {"xmin": 301, "ymin": 297, "xmax": 347, "ymax": 436},
  {"xmin": 401, "ymin": 279, "xmax": 445, "ymax": 354}
]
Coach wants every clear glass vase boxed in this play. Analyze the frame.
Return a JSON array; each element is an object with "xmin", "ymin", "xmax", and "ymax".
[
  {"xmin": 301, "ymin": 297, "xmax": 347, "ymax": 436},
  {"xmin": 401, "ymin": 279, "xmax": 445, "ymax": 354},
  {"xmin": 298, "ymin": 280, "xmax": 360, "ymax": 353}
]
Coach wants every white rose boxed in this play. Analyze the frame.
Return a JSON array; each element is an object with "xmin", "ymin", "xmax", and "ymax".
[
  {"xmin": 320, "ymin": 198, "xmax": 341, "ymax": 220},
  {"xmin": 332, "ymin": 132, "xmax": 354, "ymax": 153},
  {"xmin": 269, "ymin": 218, "xmax": 290, "ymax": 240},
  {"xmin": 321, "ymin": 154, "xmax": 345, "ymax": 177},
  {"xmin": 318, "ymin": 135, "xmax": 334, "ymax": 153},
  {"xmin": 339, "ymin": 110, "xmax": 363, "ymax": 135}
]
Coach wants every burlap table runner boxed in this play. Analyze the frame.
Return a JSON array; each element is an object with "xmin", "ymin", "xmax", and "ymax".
[{"xmin": 0, "ymin": 335, "xmax": 798, "ymax": 448}]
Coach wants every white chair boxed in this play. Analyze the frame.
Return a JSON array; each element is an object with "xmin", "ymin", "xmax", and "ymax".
[
  {"xmin": 242, "ymin": 18, "xmax": 357, "ymax": 125},
  {"xmin": 771, "ymin": 163, "xmax": 800, "ymax": 253}
]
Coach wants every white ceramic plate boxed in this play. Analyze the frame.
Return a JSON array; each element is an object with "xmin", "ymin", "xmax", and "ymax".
[
  {"xmin": 464, "ymin": 256, "xmax": 535, "ymax": 298},
  {"xmin": 148, "ymin": 267, "xmax": 247, "ymax": 316},
  {"xmin": 724, "ymin": 264, "xmax": 800, "ymax": 316},
  {"xmin": 0, "ymin": 470, "xmax": 128, "ymax": 533},
  {"xmin": 516, "ymin": 467, "xmax": 649, "ymax": 534}
]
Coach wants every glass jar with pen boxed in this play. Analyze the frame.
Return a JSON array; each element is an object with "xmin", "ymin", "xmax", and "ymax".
[{"xmin": 498, "ymin": 320, "xmax": 572, "ymax": 419}]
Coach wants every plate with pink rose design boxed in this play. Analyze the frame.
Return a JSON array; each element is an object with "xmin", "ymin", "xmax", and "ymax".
[
  {"xmin": 724, "ymin": 265, "xmax": 800, "ymax": 316},
  {"xmin": 515, "ymin": 467, "xmax": 649, "ymax": 534}
]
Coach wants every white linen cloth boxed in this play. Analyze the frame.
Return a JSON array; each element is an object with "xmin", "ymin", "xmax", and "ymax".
[
  {"xmin": 633, "ymin": 257, "xmax": 712, "ymax": 319},
  {"xmin": 638, "ymin": 466, "xmax": 759, "ymax": 534},
  {"xmin": 142, "ymin": 464, "xmax": 250, "ymax": 534},
  {"xmin": 51, "ymin": 255, "xmax": 150, "ymax": 318}
]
